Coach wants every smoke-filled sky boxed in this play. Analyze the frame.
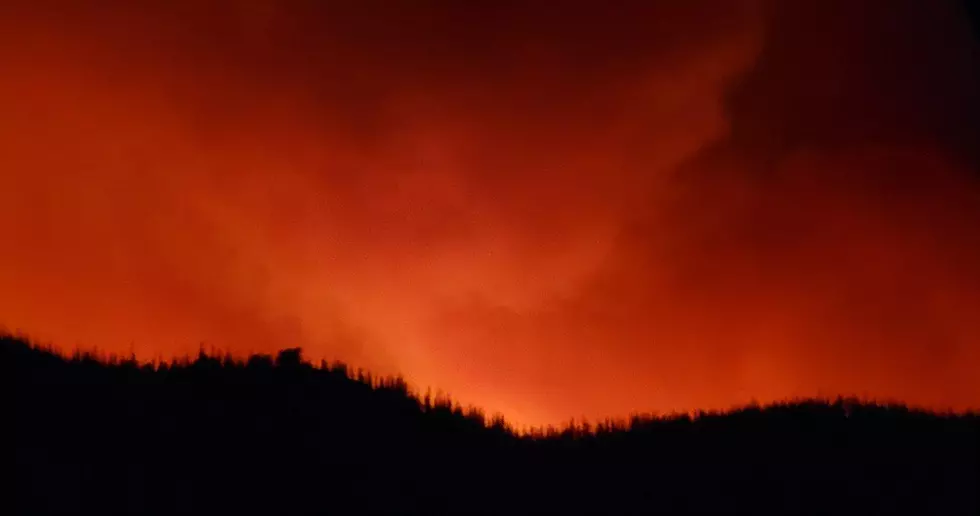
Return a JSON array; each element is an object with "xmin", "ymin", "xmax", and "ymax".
[{"xmin": 2, "ymin": 0, "xmax": 979, "ymax": 426}]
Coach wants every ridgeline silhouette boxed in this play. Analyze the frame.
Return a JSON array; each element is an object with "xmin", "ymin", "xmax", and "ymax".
[{"xmin": 2, "ymin": 333, "xmax": 977, "ymax": 514}]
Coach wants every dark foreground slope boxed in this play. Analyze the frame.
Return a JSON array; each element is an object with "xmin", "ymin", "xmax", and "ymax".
[{"xmin": 2, "ymin": 335, "xmax": 977, "ymax": 515}]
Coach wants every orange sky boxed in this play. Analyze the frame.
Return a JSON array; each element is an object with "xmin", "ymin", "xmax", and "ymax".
[{"xmin": 2, "ymin": 0, "xmax": 979, "ymax": 427}]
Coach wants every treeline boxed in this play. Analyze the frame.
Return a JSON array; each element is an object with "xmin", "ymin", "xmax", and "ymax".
[{"xmin": 2, "ymin": 333, "xmax": 977, "ymax": 514}]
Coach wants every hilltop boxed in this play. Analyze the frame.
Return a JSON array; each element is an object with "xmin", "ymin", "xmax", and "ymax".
[{"xmin": 2, "ymin": 334, "xmax": 977, "ymax": 514}]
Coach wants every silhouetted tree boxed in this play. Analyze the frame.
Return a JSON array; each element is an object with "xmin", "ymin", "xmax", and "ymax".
[
  {"xmin": 1, "ymin": 333, "xmax": 977, "ymax": 516},
  {"xmin": 275, "ymin": 347, "xmax": 303, "ymax": 368}
]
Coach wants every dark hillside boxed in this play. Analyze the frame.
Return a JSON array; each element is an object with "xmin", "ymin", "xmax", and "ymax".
[{"xmin": 2, "ymin": 334, "xmax": 977, "ymax": 514}]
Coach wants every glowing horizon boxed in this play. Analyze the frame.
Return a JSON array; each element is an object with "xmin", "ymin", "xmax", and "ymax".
[{"xmin": 2, "ymin": 0, "xmax": 979, "ymax": 428}]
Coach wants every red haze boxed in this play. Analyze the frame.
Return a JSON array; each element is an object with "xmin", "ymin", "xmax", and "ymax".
[{"xmin": 1, "ymin": 0, "xmax": 978, "ymax": 426}]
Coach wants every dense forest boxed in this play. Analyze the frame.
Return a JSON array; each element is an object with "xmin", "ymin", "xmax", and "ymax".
[{"xmin": 2, "ymin": 333, "xmax": 977, "ymax": 514}]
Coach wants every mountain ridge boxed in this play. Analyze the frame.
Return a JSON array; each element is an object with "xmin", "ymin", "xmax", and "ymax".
[{"xmin": 3, "ymin": 332, "xmax": 977, "ymax": 514}]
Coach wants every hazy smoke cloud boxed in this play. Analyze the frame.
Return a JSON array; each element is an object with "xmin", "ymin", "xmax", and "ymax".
[{"xmin": 1, "ymin": 0, "xmax": 978, "ymax": 425}]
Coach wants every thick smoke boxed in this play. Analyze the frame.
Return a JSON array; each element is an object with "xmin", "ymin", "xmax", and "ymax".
[{"xmin": 1, "ymin": 0, "xmax": 977, "ymax": 425}]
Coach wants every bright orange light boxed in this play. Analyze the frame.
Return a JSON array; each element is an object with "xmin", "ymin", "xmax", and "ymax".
[{"xmin": 1, "ymin": 1, "xmax": 978, "ymax": 428}]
